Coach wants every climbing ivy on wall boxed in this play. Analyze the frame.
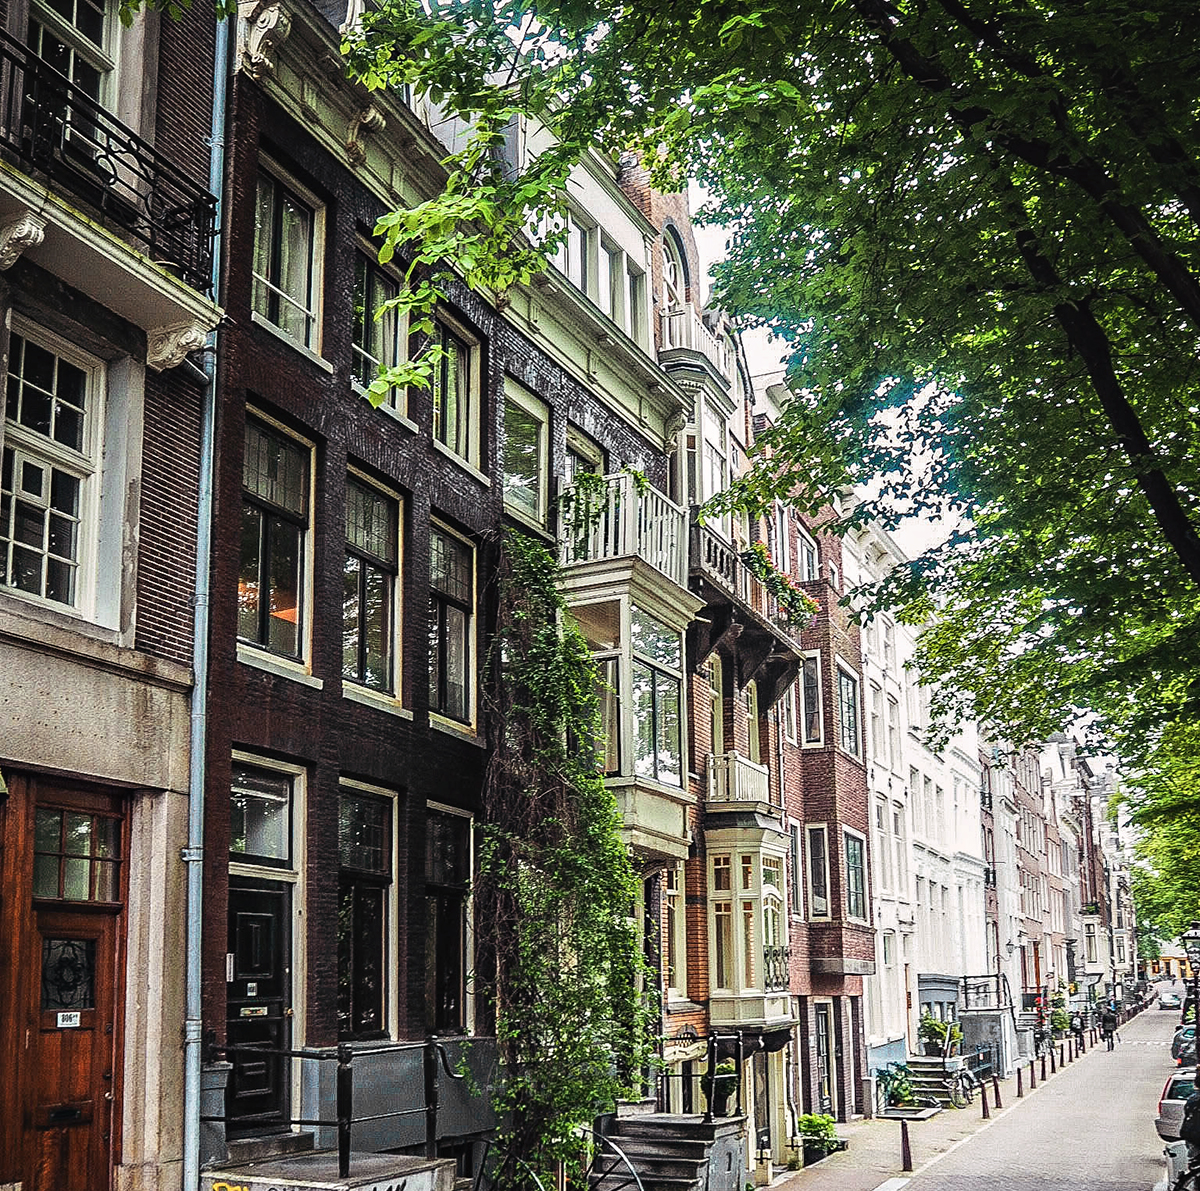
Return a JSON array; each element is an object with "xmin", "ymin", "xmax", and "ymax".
[{"xmin": 477, "ymin": 528, "xmax": 654, "ymax": 1186}]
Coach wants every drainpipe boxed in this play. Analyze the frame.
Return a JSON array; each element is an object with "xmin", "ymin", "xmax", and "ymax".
[{"xmin": 181, "ymin": 10, "xmax": 230, "ymax": 1190}]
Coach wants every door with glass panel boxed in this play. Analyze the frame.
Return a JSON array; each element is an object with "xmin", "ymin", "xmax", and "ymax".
[
  {"xmin": 814, "ymin": 1002, "xmax": 833, "ymax": 1114},
  {"xmin": 26, "ymin": 798, "xmax": 124, "ymax": 1191}
]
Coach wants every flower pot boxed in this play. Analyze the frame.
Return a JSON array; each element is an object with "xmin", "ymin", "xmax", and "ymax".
[
  {"xmin": 704, "ymin": 1073, "xmax": 737, "ymax": 1117},
  {"xmin": 923, "ymin": 1041, "xmax": 944, "ymax": 1057}
]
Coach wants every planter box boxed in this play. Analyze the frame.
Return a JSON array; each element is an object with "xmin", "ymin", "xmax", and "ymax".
[
  {"xmin": 800, "ymin": 1139, "xmax": 847, "ymax": 1167},
  {"xmin": 880, "ymin": 1105, "xmax": 942, "ymax": 1120}
]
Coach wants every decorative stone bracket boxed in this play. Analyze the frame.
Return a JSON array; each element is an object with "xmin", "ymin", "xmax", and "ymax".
[
  {"xmin": 0, "ymin": 211, "xmax": 46, "ymax": 270},
  {"xmin": 237, "ymin": 0, "xmax": 291, "ymax": 80},
  {"xmin": 147, "ymin": 321, "xmax": 211, "ymax": 372},
  {"xmin": 346, "ymin": 105, "xmax": 386, "ymax": 166}
]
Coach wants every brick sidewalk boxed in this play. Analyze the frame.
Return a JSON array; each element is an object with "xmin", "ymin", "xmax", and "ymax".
[{"xmin": 770, "ymin": 1033, "xmax": 1107, "ymax": 1191}]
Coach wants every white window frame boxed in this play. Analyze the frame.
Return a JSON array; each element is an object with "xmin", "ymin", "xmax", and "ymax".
[
  {"xmin": 790, "ymin": 822, "xmax": 804, "ymax": 918},
  {"xmin": 742, "ymin": 678, "xmax": 760, "ymax": 764},
  {"xmin": 796, "ymin": 528, "xmax": 818, "ymax": 582},
  {"xmin": 782, "ymin": 678, "xmax": 798, "ymax": 745},
  {"xmin": 836, "ymin": 661, "xmax": 862, "ymax": 758},
  {"xmin": 844, "ymin": 826, "xmax": 869, "ymax": 922},
  {"xmin": 501, "ymin": 377, "xmax": 550, "ymax": 528},
  {"xmin": 869, "ymin": 682, "xmax": 884, "ymax": 764},
  {"xmin": 805, "ymin": 823, "xmax": 831, "ymax": 921},
  {"xmin": 338, "ymin": 777, "xmax": 401, "ymax": 1039},
  {"xmin": 709, "ymin": 652, "xmax": 725, "ymax": 756},
  {"xmin": 251, "ymin": 158, "xmax": 327, "ymax": 360},
  {"xmin": 341, "ymin": 466, "xmax": 404, "ymax": 709},
  {"xmin": 1, "ymin": 317, "xmax": 107, "ymax": 620},
  {"xmin": 886, "ymin": 695, "xmax": 900, "ymax": 772},
  {"xmin": 237, "ymin": 406, "xmax": 317, "ymax": 676},
  {"xmin": 426, "ymin": 799, "xmax": 476, "ymax": 1034},
  {"xmin": 799, "ymin": 651, "xmax": 824, "ymax": 748},
  {"xmin": 630, "ymin": 603, "xmax": 685, "ymax": 789},
  {"xmin": 428, "ymin": 519, "xmax": 476, "ymax": 732},
  {"xmin": 430, "ymin": 309, "xmax": 483, "ymax": 472},
  {"xmin": 228, "ymin": 751, "xmax": 308, "ymax": 1105},
  {"xmin": 352, "ymin": 242, "xmax": 408, "ymax": 415},
  {"xmin": 28, "ymin": 0, "xmax": 117, "ymax": 109},
  {"xmin": 664, "ymin": 862, "xmax": 687, "ymax": 1001},
  {"xmin": 710, "ymin": 853, "xmax": 735, "ymax": 992}
]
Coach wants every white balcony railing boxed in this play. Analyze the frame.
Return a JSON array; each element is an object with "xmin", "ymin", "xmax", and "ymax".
[
  {"xmin": 559, "ymin": 472, "xmax": 688, "ymax": 588},
  {"xmin": 706, "ymin": 751, "xmax": 771, "ymax": 804},
  {"xmin": 659, "ymin": 306, "xmax": 731, "ymax": 379}
]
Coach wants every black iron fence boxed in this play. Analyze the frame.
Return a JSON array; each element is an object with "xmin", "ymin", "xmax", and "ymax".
[
  {"xmin": 0, "ymin": 27, "xmax": 215, "ymax": 290},
  {"xmin": 202, "ymin": 1034, "xmax": 470, "ymax": 1179}
]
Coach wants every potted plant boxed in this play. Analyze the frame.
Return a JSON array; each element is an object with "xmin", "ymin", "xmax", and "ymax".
[
  {"xmin": 876, "ymin": 1062, "xmax": 915, "ymax": 1108},
  {"xmin": 918, "ymin": 1011, "xmax": 949, "ymax": 1056},
  {"xmin": 1051, "ymin": 1008, "xmax": 1071, "ymax": 1037},
  {"xmin": 703, "ymin": 1060, "xmax": 738, "ymax": 1117},
  {"xmin": 796, "ymin": 1112, "xmax": 840, "ymax": 1166}
]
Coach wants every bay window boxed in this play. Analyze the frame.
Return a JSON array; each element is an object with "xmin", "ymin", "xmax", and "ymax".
[
  {"xmin": 631, "ymin": 606, "xmax": 682, "ymax": 787},
  {"xmin": 845, "ymin": 829, "xmax": 868, "ymax": 920}
]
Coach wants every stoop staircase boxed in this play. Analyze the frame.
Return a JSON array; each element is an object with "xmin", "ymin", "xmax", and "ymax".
[
  {"xmin": 902, "ymin": 1055, "xmax": 959, "ymax": 1108},
  {"xmin": 590, "ymin": 1114, "xmax": 744, "ymax": 1191}
]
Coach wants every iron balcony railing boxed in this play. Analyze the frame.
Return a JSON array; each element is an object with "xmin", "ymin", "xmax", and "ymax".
[
  {"xmin": 559, "ymin": 472, "xmax": 687, "ymax": 587},
  {"xmin": 958, "ymin": 973, "xmax": 1014, "ymax": 1011},
  {"xmin": 706, "ymin": 751, "xmax": 771, "ymax": 805},
  {"xmin": 0, "ymin": 27, "xmax": 216, "ymax": 291},
  {"xmin": 763, "ymin": 944, "xmax": 791, "ymax": 992}
]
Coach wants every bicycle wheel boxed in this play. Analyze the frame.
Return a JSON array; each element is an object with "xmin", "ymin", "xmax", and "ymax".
[
  {"xmin": 960, "ymin": 1071, "xmax": 977, "ymax": 1105},
  {"xmin": 948, "ymin": 1076, "xmax": 968, "ymax": 1109}
]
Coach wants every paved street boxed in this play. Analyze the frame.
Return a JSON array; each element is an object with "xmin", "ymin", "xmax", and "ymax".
[{"xmin": 780, "ymin": 1005, "xmax": 1179, "ymax": 1191}]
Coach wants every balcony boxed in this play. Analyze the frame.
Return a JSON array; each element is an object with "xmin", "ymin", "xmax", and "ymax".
[
  {"xmin": 559, "ymin": 472, "xmax": 688, "ymax": 588},
  {"xmin": 0, "ymin": 29, "xmax": 215, "ymax": 292},
  {"xmin": 707, "ymin": 751, "xmax": 771, "ymax": 807},
  {"xmin": 763, "ymin": 945, "xmax": 791, "ymax": 993},
  {"xmin": 659, "ymin": 306, "xmax": 731, "ymax": 381}
]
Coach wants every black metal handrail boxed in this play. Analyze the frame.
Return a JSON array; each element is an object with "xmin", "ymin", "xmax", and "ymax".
[
  {"xmin": 0, "ymin": 26, "xmax": 215, "ymax": 290},
  {"xmin": 203, "ymin": 1034, "xmax": 469, "ymax": 1179}
]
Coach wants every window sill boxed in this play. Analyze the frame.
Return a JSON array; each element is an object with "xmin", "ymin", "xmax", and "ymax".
[
  {"xmin": 430, "ymin": 713, "xmax": 483, "ymax": 745},
  {"xmin": 342, "ymin": 681, "xmax": 413, "ymax": 719},
  {"xmin": 502, "ymin": 502, "xmax": 552, "ymax": 540},
  {"xmin": 351, "ymin": 379, "xmax": 420, "ymax": 434},
  {"xmin": 251, "ymin": 312, "xmax": 335, "ymax": 374},
  {"xmin": 237, "ymin": 643, "xmax": 324, "ymax": 689},
  {"xmin": 432, "ymin": 438, "xmax": 490, "ymax": 486}
]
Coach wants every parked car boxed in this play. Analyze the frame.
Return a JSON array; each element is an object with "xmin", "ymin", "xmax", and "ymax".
[
  {"xmin": 1173, "ymin": 1026, "xmax": 1196, "ymax": 1060},
  {"xmin": 1161, "ymin": 991, "xmax": 1183, "ymax": 1010},
  {"xmin": 1155, "ymin": 1140, "xmax": 1189, "ymax": 1191},
  {"xmin": 1156, "ymin": 1069, "xmax": 1196, "ymax": 1140}
]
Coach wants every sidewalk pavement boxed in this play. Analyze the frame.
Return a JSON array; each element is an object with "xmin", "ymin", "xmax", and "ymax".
[{"xmin": 769, "ymin": 1032, "xmax": 1108, "ymax": 1191}]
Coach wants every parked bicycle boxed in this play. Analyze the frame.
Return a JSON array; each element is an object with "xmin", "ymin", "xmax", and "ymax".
[{"xmin": 946, "ymin": 1064, "xmax": 980, "ymax": 1109}]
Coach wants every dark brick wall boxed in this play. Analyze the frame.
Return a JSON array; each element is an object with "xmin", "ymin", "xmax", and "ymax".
[
  {"xmin": 153, "ymin": 3, "xmax": 217, "ymax": 187},
  {"xmin": 201, "ymin": 80, "xmax": 673, "ymax": 1041}
]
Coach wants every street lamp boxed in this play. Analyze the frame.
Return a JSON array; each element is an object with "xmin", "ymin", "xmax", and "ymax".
[{"xmin": 1183, "ymin": 921, "xmax": 1200, "ymax": 1025}]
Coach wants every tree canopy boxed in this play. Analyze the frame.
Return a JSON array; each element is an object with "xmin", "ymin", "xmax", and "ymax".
[{"xmin": 340, "ymin": 1, "xmax": 1200, "ymax": 921}]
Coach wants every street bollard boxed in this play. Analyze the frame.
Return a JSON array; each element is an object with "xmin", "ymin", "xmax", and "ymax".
[
  {"xmin": 1041, "ymin": 1053, "xmax": 1048, "ymax": 1081},
  {"xmin": 981, "ymin": 1082, "xmax": 990, "ymax": 1119},
  {"xmin": 992, "ymin": 1074, "xmax": 1003, "ymax": 1108},
  {"xmin": 1058, "ymin": 1043, "xmax": 1064, "ymax": 1070},
  {"xmin": 1030, "ymin": 1058, "xmax": 1037, "ymax": 1089},
  {"xmin": 901, "ymin": 1119, "xmax": 913, "ymax": 1172},
  {"xmin": 1016, "ymin": 1066, "xmax": 1024, "ymax": 1098}
]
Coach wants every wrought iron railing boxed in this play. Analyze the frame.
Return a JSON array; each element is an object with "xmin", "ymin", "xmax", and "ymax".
[
  {"xmin": 959, "ymin": 973, "xmax": 1012, "ymax": 1011},
  {"xmin": 0, "ymin": 27, "xmax": 216, "ymax": 290},
  {"xmin": 763, "ymin": 944, "xmax": 791, "ymax": 992}
]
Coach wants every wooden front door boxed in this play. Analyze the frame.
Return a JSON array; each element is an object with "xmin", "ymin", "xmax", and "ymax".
[
  {"xmin": 26, "ymin": 905, "xmax": 120, "ymax": 1191},
  {"xmin": 226, "ymin": 880, "xmax": 292, "ymax": 1135},
  {"xmin": 814, "ymin": 1003, "xmax": 833, "ymax": 1115}
]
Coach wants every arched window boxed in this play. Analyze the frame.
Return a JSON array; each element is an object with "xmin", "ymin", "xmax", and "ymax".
[{"xmin": 661, "ymin": 232, "xmax": 688, "ymax": 348}]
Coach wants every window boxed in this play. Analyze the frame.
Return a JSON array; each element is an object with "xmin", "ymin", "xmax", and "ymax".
[
  {"xmin": 598, "ymin": 236, "xmax": 621, "ymax": 319},
  {"xmin": 807, "ymin": 825, "xmax": 830, "ymax": 918},
  {"xmin": 338, "ymin": 787, "xmax": 392, "ymax": 1039},
  {"xmin": 837, "ymin": 667, "xmax": 861, "ymax": 756},
  {"xmin": 2, "ymin": 327, "xmax": 100, "ymax": 610},
  {"xmin": 713, "ymin": 902, "xmax": 733, "ymax": 989},
  {"xmin": 800, "ymin": 654, "xmax": 822, "ymax": 744},
  {"xmin": 796, "ymin": 530, "xmax": 818, "ymax": 582},
  {"xmin": 709, "ymin": 653, "xmax": 725, "ymax": 756},
  {"xmin": 239, "ymin": 415, "xmax": 310, "ymax": 659},
  {"xmin": 774, "ymin": 507, "xmax": 791, "ymax": 576},
  {"xmin": 573, "ymin": 600, "xmax": 621, "ymax": 774},
  {"xmin": 33, "ymin": 806, "xmax": 120, "ymax": 902},
  {"xmin": 343, "ymin": 474, "xmax": 399, "ymax": 693},
  {"xmin": 631, "ymin": 606, "xmax": 683, "ymax": 786},
  {"xmin": 665, "ymin": 864, "xmax": 686, "ymax": 998},
  {"xmin": 782, "ymin": 679, "xmax": 798, "ymax": 745},
  {"xmin": 230, "ymin": 763, "xmax": 292, "ymax": 866},
  {"xmin": 353, "ymin": 252, "xmax": 404, "ymax": 408},
  {"xmin": 502, "ymin": 381, "xmax": 549, "ymax": 525},
  {"xmin": 870, "ymin": 683, "xmax": 883, "ymax": 763},
  {"xmin": 253, "ymin": 165, "xmax": 322, "ymax": 351},
  {"xmin": 662, "ymin": 233, "xmax": 686, "ymax": 321},
  {"xmin": 882, "ymin": 619, "xmax": 897, "ymax": 671},
  {"xmin": 887, "ymin": 697, "xmax": 900, "ymax": 771},
  {"xmin": 790, "ymin": 824, "xmax": 803, "ymax": 915},
  {"xmin": 431, "ymin": 316, "xmax": 480, "ymax": 466},
  {"xmin": 874, "ymin": 799, "xmax": 891, "ymax": 891},
  {"xmin": 554, "ymin": 211, "xmax": 590, "ymax": 291},
  {"xmin": 845, "ymin": 830, "xmax": 867, "ymax": 920},
  {"xmin": 29, "ymin": 0, "xmax": 112, "ymax": 108},
  {"xmin": 742, "ymin": 679, "xmax": 760, "ymax": 764},
  {"xmin": 429, "ymin": 524, "xmax": 474, "ymax": 723},
  {"xmin": 882, "ymin": 930, "xmax": 895, "ymax": 966},
  {"xmin": 624, "ymin": 263, "xmax": 647, "ymax": 344},
  {"xmin": 426, "ymin": 808, "xmax": 471, "ymax": 1033}
]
